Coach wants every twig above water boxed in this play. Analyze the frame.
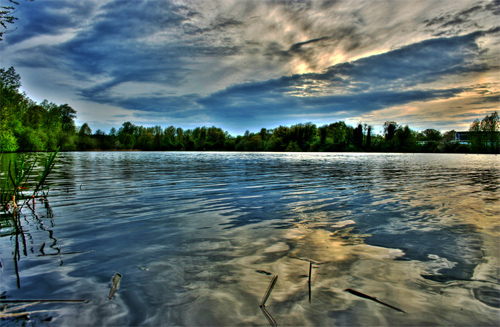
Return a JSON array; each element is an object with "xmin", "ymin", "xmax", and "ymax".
[
  {"xmin": 260, "ymin": 275, "xmax": 278, "ymax": 307},
  {"xmin": 259, "ymin": 274, "xmax": 279, "ymax": 327}
]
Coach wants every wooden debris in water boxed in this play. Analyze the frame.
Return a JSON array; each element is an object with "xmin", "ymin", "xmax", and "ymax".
[
  {"xmin": 108, "ymin": 273, "xmax": 122, "ymax": 300},
  {"xmin": 344, "ymin": 288, "xmax": 406, "ymax": 313}
]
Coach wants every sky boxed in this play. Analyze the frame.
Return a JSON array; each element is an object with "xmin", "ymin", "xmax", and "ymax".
[{"xmin": 1, "ymin": 0, "xmax": 499, "ymax": 136}]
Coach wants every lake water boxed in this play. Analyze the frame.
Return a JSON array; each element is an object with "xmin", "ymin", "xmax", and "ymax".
[{"xmin": 1, "ymin": 152, "xmax": 499, "ymax": 326}]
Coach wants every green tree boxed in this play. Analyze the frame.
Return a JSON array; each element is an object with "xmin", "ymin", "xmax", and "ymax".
[
  {"xmin": 469, "ymin": 111, "xmax": 499, "ymax": 153},
  {"xmin": 481, "ymin": 111, "xmax": 499, "ymax": 153},
  {"xmin": 0, "ymin": 66, "xmax": 21, "ymax": 89},
  {"xmin": 395, "ymin": 125, "xmax": 417, "ymax": 152},
  {"xmin": 0, "ymin": 129, "xmax": 18, "ymax": 152},
  {"xmin": 245, "ymin": 134, "xmax": 263, "ymax": 151},
  {"xmin": 78, "ymin": 123, "xmax": 94, "ymax": 150},
  {"xmin": 383, "ymin": 121, "xmax": 397, "ymax": 141},
  {"xmin": 353, "ymin": 124, "xmax": 363, "ymax": 149},
  {"xmin": 422, "ymin": 129, "xmax": 442, "ymax": 142},
  {"xmin": 365, "ymin": 125, "xmax": 372, "ymax": 150},
  {"xmin": 59, "ymin": 104, "xmax": 77, "ymax": 134}
]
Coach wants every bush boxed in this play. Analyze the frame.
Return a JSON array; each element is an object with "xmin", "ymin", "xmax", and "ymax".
[{"xmin": 0, "ymin": 130, "xmax": 19, "ymax": 152}]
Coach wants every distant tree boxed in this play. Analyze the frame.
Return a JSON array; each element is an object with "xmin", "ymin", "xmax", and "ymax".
[
  {"xmin": 481, "ymin": 111, "xmax": 499, "ymax": 153},
  {"xmin": 442, "ymin": 130, "xmax": 456, "ymax": 143},
  {"xmin": 469, "ymin": 111, "xmax": 499, "ymax": 153},
  {"xmin": 78, "ymin": 123, "xmax": 94, "ymax": 149},
  {"xmin": 366, "ymin": 125, "xmax": 372, "ymax": 150},
  {"xmin": 136, "ymin": 132, "xmax": 154, "ymax": 150},
  {"xmin": 422, "ymin": 129, "xmax": 442, "ymax": 142},
  {"xmin": 59, "ymin": 104, "xmax": 77, "ymax": 134},
  {"xmin": 79, "ymin": 123, "xmax": 92, "ymax": 136},
  {"xmin": 318, "ymin": 125, "xmax": 327, "ymax": 146},
  {"xmin": 246, "ymin": 134, "xmax": 263, "ymax": 151},
  {"xmin": 123, "ymin": 134, "xmax": 135, "ymax": 149},
  {"xmin": 353, "ymin": 124, "xmax": 363, "ymax": 149},
  {"xmin": 383, "ymin": 121, "xmax": 397, "ymax": 141},
  {"xmin": 396, "ymin": 125, "xmax": 417, "ymax": 152},
  {"xmin": 286, "ymin": 141, "xmax": 301, "ymax": 152},
  {"xmin": 0, "ymin": 66, "xmax": 21, "ymax": 89}
]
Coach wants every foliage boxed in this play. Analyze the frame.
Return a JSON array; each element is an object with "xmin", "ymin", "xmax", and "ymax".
[
  {"xmin": 0, "ymin": 148, "xmax": 59, "ymax": 210},
  {"xmin": 1, "ymin": 66, "xmax": 498, "ymax": 154},
  {"xmin": 468, "ymin": 111, "xmax": 500, "ymax": 153}
]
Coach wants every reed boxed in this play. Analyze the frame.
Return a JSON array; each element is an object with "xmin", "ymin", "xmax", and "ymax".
[
  {"xmin": 108, "ymin": 273, "xmax": 123, "ymax": 300},
  {"xmin": 259, "ymin": 275, "xmax": 278, "ymax": 327},
  {"xmin": 260, "ymin": 275, "xmax": 278, "ymax": 307},
  {"xmin": 0, "ymin": 148, "xmax": 59, "ymax": 212}
]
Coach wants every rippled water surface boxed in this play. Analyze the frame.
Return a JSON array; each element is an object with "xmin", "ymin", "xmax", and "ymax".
[{"xmin": 1, "ymin": 152, "xmax": 499, "ymax": 326}]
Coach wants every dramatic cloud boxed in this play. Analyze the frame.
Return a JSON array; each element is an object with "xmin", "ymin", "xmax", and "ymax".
[{"xmin": 1, "ymin": 0, "xmax": 498, "ymax": 134}]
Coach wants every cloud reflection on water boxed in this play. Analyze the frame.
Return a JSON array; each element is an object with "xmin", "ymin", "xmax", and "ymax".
[{"xmin": 1, "ymin": 152, "xmax": 499, "ymax": 326}]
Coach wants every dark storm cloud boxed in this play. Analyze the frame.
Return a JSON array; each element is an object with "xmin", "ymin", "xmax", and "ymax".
[
  {"xmin": 9, "ymin": 0, "xmax": 245, "ymax": 102},
  {"xmin": 423, "ymin": 2, "xmax": 498, "ymax": 36},
  {"xmin": 199, "ymin": 78, "xmax": 464, "ymax": 119},
  {"xmin": 263, "ymin": 26, "xmax": 360, "ymax": 59},
  {"xmin": 85, "ymin": 90, "xmax": 203, "ymax": 118},
  {"xmin": 182, "ymin": 17, "xmax": 244, "ymax": 35},
  {"xmin": 289, "ymin": 36, "xmax": 331, "ymax": 52},
  {"xmin": 423, "ymin": 4, "xmax": 483, "ymax": 28},
  {"xmin": 60, "ymin": 29, "xmax": 487, "ymax": 130},
  {"xmin": 485, "ymin": 0, "xmax": 500, "ymax": 15},
  {"xmin": 306, "ymin": 32, "xmax": 485, "ymax": 89}
]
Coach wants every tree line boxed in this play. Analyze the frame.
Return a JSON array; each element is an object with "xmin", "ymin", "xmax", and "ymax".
[{"xmin": 1, "ymin": 66, "xmax": 499, "ymax": 153}]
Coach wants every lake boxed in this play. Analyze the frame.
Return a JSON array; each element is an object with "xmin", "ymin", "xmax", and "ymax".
[{"xmin": 1, "ymin": 152, "xmax": 499, "ymax": 326}]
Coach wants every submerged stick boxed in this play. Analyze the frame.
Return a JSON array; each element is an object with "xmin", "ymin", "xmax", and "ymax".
[
  {"xmin": 260, "ymin": 275, "xmax": 278, "ymax": 307},
  {"xmin": 344, "ymin": 288, "xmax": 406, "ymax": 313}
]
